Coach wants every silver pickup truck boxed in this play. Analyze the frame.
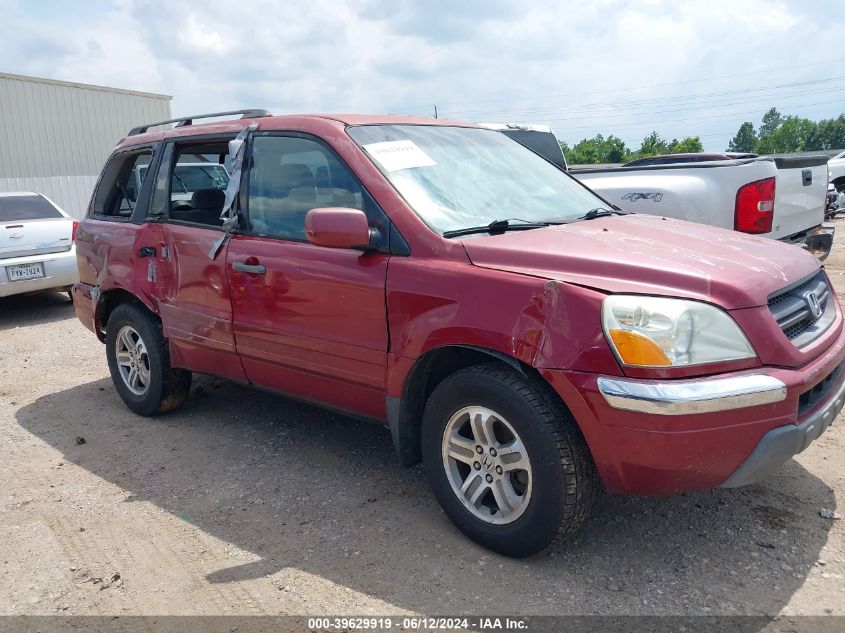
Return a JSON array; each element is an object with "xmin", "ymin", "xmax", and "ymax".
[
  {"xmin": 575, "ymin": 153, "xmax": 833, "ymax": 259},
  {"xmin": 490, "ymin": 124, "xmax": 834, "ymax": 260}
]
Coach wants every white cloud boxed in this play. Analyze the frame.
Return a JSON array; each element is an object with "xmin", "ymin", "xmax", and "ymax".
[
  {"xmin": 178, "ymin": 14, "xmax": 229, "ymax": 55},
  {"xmin": 0, "ymin": 0, "xmax": 842, "ymax": 151}
]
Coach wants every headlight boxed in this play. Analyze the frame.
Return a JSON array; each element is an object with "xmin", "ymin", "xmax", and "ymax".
[{"xmin": 602, "ymin": 295, "xmax": 756, "ymax": 367}]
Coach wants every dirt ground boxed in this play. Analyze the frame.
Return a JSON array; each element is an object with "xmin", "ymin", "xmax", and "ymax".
[{"xmin": 1, "ymin": 224, "xmax": 844, "ymax": 619}]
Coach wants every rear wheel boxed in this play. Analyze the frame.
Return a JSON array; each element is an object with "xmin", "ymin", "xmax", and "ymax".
[
  {"xmin": 105, "ymin": 303, "xmax": 191, "ymax": 416},
  {"xmin": 421, "ymin": 364, "xmax": 599, "ymax": 557}
]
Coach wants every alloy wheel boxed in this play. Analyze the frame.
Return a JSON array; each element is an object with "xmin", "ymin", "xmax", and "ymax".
[{"xmin": 441, "ymin": 406, "xmax": 533, "ymax": 525}]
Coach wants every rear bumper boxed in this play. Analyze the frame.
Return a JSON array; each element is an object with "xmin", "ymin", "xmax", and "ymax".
[
  {"xmin": 0, "ymin": 247, "xmax": 78, "ymax": 297},
  {"xmin": 543, "ymin": 323, "xmax": 845, "ymax": 495},
  {"xmin": 71, "ymin": 281, "xmax": 100, "ymax": 339},
  {"xmin": 781, "ymin": 224, "xmax": 835, "ymax": 261}
]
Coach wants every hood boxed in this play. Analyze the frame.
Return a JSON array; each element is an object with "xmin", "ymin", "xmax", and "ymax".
[{"xmin": 461, "ymin": 215, "xmax": 820, "ymax": 309}]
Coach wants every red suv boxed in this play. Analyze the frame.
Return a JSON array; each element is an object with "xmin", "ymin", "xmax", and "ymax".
[{"xmin": 73, "ymin": 110, "xmax": 845, "ymax": 557}]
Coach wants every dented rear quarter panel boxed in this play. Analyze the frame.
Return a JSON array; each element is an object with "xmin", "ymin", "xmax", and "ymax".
[{"xmin": 74, "ymin": 220, "xmax": 160, "ymax": 334}]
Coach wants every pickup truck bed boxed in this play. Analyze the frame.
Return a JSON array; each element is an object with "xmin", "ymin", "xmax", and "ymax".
[{"xmin": 572, "ymin": 154, "xmax": 832, "ymax": 258}]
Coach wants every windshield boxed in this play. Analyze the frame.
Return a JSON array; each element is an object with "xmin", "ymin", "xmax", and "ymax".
[{"xmin": 347, "ymin": 125, "xmax": 606, "ymax": 235}]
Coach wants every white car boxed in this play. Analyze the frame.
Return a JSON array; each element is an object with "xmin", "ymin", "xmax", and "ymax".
[
  {"xmin": 829, "ymin": 149, "xmax": 845, "ymax": 196},
  {"xmin": 0, "ymin": 192, "xmax": 79, "ymax": 298}
]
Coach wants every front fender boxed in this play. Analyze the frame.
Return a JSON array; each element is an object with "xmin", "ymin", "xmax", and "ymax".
[{"xmin": 387, "ymin": 259, "xmax": 617, "ymax": 369}]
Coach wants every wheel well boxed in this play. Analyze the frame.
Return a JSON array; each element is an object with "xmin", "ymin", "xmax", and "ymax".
[
  {"xmin": 833, "ymin": 176, "xmax": 845, "ymax": 191},
  {"xmin": 98, "ymin": 289, "xmax": 150, "ymax": 332},
  {"xmin": 391, "ymin": 345, "xmax": 552, "ymax": 466}
]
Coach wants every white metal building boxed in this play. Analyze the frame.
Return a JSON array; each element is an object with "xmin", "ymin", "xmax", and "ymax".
[{"xmin": 0, "ymin": 73, "xmax": 171, "ymax": 218}]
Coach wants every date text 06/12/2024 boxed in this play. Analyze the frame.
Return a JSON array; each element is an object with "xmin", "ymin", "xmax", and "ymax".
[{"xmin": 305, "ymin": 616, "xmax": 528, "ymax": 630}]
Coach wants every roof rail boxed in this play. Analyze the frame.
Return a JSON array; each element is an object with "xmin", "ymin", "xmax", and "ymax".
[{"xmin": 128, "ymin": 109, "xmax": 272, "ymax": 136}]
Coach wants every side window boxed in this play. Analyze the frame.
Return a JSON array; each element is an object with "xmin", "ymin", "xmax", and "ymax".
[
  {"xmin": 150, "ymin": 138, "xmax": 233, "ymax": 227},
  {"xmin": 91, "ymin": 149, "xmax": 153, "ymax": 219},
  {"xmin": 248, "ymin": 136, "xmax": 383, "ymax": 243}
]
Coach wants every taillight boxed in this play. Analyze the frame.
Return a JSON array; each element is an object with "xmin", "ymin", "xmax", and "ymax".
[
  {"xmin": 735, "ymin": 177, "xmax": 775, "ymax": 234},
  {"xmin": 71, "ymin": 220, "xmax": 79, "ymax": 242}
]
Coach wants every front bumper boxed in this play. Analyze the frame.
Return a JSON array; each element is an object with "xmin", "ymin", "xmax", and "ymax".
[
  {"xmin": 543, "ymin": 323, "xmax": 845, "ymax": 495},
  {"xmin": 721, "ymin": 366, "xmax": 845, "ymax": 487},
  {"xmin": 0, "ymin": 247, "xmax": 78, "ymax": 298}
]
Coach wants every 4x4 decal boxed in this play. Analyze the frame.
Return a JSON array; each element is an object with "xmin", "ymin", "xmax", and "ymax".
[{"xmin": 622, "ymin": 192, "xmax": 664, "ymax": 202}]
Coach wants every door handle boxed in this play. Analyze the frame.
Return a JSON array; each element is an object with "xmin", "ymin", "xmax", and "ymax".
[{"xmin": 232, "ymin": 261, "xmax": 266, "ymax": 275}]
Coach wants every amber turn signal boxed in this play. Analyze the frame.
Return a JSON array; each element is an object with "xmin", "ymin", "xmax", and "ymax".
[{"xmin": 607, "ymin": 329, "xmax": 672, "ymax": 367}]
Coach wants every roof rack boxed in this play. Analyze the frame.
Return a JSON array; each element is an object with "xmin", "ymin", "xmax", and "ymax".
[{"xmin": 128, "ymin": 108, "xmax": 273, "ymax": 136}]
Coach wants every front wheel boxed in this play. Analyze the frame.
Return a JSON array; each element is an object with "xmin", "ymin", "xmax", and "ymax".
[
  {"xmin": 421, "ymin": 364, "xmax": 599, "ymax": 557},
  {"xmin": 105, "ymin": 302, "xmax": 191, "ymax": 416}
]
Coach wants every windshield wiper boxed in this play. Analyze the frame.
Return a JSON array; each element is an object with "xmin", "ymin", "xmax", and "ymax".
[
  {"xmin": 443, "ymin": 218, "xmax": 559, "ymax": 238},
  {"xmin": 578, "ymin": 207, "xmax": 626, "ymax": 220}
]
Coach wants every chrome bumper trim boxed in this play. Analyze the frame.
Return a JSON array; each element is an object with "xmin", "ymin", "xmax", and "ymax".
[{"xmin": 597, "ymin": 375, "xmax": 787, "ymax": 415}]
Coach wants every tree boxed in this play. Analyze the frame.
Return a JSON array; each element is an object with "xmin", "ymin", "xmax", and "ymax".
[
  {"xmin": 806, "ymin": 115, "xmax": 845, "ymax": 150},
  {"xmin": 564, "ymin": 137, "xmax": 600, "ymax": 164},
  {"xmin": 560, "ymin": 134, "xmax": 631, "ymax": 164},
  {"xmin": 759, "ymin": 108, "xmax": 783, "ymax": 138},
  {"xmin": 558, "ymin": 108, "xmax": 844, "ymax": 163},
  {"xmin": 669, "ymin": 136, "xmax": 704, "ymax": 153},
  {"xmin": 638, "ymin": 131, "xmax": 670, "ymax": 157},
  {"xmin": 727, "ymin": 122, "xmax": 757, "ymax": 152},
  {"xmin": 601, "ymin": 135, "xmax": 629, "ymax": 162},
  {"xmin": 766, "ymin": 116, "xmax": 816, "ymax": 153}
]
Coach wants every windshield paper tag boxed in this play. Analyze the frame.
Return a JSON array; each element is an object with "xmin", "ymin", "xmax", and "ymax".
[{"xmin": 363, "ymin": 140, "xmax": 436, "ymax": 172}]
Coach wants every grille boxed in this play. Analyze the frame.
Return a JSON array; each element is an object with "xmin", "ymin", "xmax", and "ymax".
[{"xmin": 767, "ymin": 270, "xmax": 834, "ymax": 347}]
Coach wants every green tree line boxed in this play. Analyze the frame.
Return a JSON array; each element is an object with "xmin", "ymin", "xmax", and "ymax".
[{"xmin": 560, "ymin": 109, "xmax": 845, "ymax": 165}]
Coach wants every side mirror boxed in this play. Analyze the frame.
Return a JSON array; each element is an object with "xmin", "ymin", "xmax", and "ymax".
[{"xmin": 305, "ymin": 207, "xmax": 372, "ymax": 250}]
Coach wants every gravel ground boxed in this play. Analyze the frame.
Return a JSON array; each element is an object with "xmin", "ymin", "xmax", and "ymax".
[{"xmin": 0, "ymin": 223, "xmax": 843, "ymax": 618}]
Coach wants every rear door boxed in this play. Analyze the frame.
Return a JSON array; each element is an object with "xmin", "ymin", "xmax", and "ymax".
[
  {"xmin": 226, "ymin": 133, "xmax": 391, "ymax": 420},
  {"xmin": 770, "ymin": 155, "xmax": 828, "ymax": 239},
  {"xmin": 140, "ymin": 136, "xmax": 247, "ymax": 382}
]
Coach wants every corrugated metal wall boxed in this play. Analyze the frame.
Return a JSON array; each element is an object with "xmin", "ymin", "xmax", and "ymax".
[{"xmin": 0, "ymin": 73, "xmax": 171, "ymax": 218}]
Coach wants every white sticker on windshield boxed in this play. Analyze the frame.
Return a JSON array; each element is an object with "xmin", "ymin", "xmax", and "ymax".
[{"xmin": 363, "ymin": 140, "xmax": 437, "ymax": 172}]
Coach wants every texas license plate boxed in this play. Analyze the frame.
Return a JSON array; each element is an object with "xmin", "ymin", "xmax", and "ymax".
[{"xmin": 6, "ymin": 262, "xmax": 45, "ymax": 281}]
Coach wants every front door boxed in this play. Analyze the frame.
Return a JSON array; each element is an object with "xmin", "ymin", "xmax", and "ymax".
[{"xmin": 227, "ymin": 133, "xmax": 391, "ymax": 420}]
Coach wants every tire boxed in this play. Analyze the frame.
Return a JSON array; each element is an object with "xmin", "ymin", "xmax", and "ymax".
[
  {"xmin": 421, "ymin": 363, "xmax": 598, "ymax": 557},
  {"xmin": 105, "ymin": 302, "xmax": 191, "ymax": 416}
]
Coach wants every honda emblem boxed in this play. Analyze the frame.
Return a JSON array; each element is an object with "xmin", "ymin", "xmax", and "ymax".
[{"xmin": 805, "ymin": 291, "xmax": 823, "ymax": 320}]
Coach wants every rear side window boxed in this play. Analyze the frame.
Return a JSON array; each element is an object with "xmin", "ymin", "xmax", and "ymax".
[
  {"xmin": 90, "ymin": 149, "xmax": 153, "ymax": 219},
  {"xmin": 0, "ymin": 195, "xmax": 63, "ymax": 221}
]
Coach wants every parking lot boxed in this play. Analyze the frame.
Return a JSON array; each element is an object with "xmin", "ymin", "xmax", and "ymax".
[{"xmin": 0, "ymin": 225, "xmax": 842, "ymax": 618}]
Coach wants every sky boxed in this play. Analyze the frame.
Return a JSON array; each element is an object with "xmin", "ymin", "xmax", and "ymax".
[{"xmin": 1, "ymin": 0, "xmax": 843, "ymax": 152}]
